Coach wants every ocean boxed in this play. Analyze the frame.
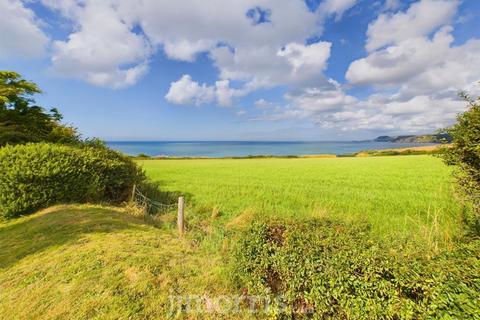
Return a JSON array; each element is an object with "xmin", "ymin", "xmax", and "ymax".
[{"xmin": 106, "ymin": 141, "xmax": 436, "ymax": 158}]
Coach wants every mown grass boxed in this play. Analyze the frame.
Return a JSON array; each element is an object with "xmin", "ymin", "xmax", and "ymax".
[
  {"xmin": 138, "ymin": 155, "xmax": 464, "ymax": 249},
  {"xmin": 0, "ymin": 205, "xmax": 241, "ymax": 319}
]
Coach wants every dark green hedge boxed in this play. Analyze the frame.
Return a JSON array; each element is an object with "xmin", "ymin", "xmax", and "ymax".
[
  {"xmin": 233, "ymin": 220, "xmax": 480, "ymax": 319},
  {"xmin": 0, "ymin": 143, "xmax": 145, "ymax": 218}
]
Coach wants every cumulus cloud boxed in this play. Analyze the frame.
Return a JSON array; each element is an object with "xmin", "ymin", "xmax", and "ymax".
[
  {"xmin": 346, "ymin": 26, "xmax": 455, "ymax": 86},
  {"xmin": 345, "ymin": 0, "xmax": 480, "ymax": 101},
  {"xmin": 383, "ymin": 0, "xmax": 401, "ymax": 11},
  {"xmin": 48, "ymin": 1, "xmax": 152, "ymax": 89},
  {"xmin": 6, "ymin": 0, "xmax": 478, "ymax": 136},
  {"xmin": 334, "ymin": 93, "xmax": 464, "ymax": 133},
  {"xmin": 277, "ymin": 41, "xmax": 331, "ymax": 76},
  {"xmin": 165, "ymin": 39, "xmax": 332, "ymax": 107},
  {"xmin": 285, "ymin": 80, "xmax": 357, "ymax": 114},
  {"xmin": 40, "ymin": 0, "xmax": 326, "ymax": 89},
  {"xmin": 254, "ymin": 0, "xmax": 477, "ymax": 134},
  {"xmin": 163, "ymin": 39, "xmax": 215, "ymax": 62},
  {"xmin": 38, "ymin": 0, "xmax": 349, "ymax": 92},
  {"xmin": 165, "ymin": 75, "xmax": 215, "ymax": 106},
  {"xmin": 318, "ymin": 0, "xmax": 359, "ymax": 20},
  {"xmin": 0, "ymin": 0, "xmax": 49, "ymax": 59},
  {"xmin": 310, "ymin": 0, "xmax": 479, "ymax": 134},
  {"xmin": 252, "ymin": 0, "xmax": 476, "ymax": 134},
  {"xmin": 365, "ymin": 0, "xmax": 459, "ymax": 52},
  {"xmin": 255, "ymin": 99, "xmax": 277, "ymax": 109},
  {"xmin": 165, "ymin": 75, "xmax": 249, "ymax": 107}
]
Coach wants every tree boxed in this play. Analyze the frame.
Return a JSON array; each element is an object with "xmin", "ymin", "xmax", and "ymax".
[
  {"xmin": 0, "ymin": 71, "xmax": 80, "ymax": 146},
  {"xmin": 441, "ymin": 92, "xmax": 480, "ymax": 232}
]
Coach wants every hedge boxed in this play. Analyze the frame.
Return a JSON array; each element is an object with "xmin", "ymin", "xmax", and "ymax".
[
  {"xmin": 233, "ymin": 219, "xmax": 480, "ymax": 319},
  {"xmin": 0, "ymin": 143, "xmax": 145, "ymax": 218}
]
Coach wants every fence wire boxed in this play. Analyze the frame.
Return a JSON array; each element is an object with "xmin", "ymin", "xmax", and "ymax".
[{"xmin": 131, "ymin": 185, "xmax": 177, "ymax": 216}]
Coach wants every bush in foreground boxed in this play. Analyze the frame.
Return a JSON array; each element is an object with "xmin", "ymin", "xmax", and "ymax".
[
  {"xmin": 441, "ymin": 93, "xmax": 480, "ymax": 231},
  {"xmin": 233, "ymin": 220, "xmax": 480, "ymax": 319},
  {"xmin": 0, "ymin": 143, "xmax": 145, "ymax": 218}
]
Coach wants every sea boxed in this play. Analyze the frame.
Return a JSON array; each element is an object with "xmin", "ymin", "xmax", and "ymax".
[{"xmin": 106, "ymin": 141, "xmax": 436, "ymax": 158}]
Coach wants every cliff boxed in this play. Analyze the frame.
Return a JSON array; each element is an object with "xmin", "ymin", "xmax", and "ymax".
[{"xmin": 374, "ymin": 133, "xmax": 452, "ymax": 143}]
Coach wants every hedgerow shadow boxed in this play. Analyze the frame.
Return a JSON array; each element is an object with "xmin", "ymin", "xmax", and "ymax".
[
  {"xmin": 138, "ymin": 180, "xmax": 192, "ymax": 205},
  {"xmin": 0, "ymin": 205, "xmax": 146, "ymax": 269}
]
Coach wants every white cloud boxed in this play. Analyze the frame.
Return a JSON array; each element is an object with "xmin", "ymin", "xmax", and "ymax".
[
  {"xmin": 163, "ymin": 39, "xmax": 215, "ymax": 62},
  {"xmin": 383, "ymin": 0, "xmax": 401, "ymax": 11},
  {"xmin": 215, "ymin": 79, "xmax": 249, "ymax": 107},
  {"xmin": 366, "ymin": 0, "xmax": 459, "ymax": 52},
  {"xmin": 277, "ymin": 41, "xmax": 331, "ymax": 76},
  {"xmin": 318, "ymin": 0, "xmax": 359, "ymax": 20},
  {"xmin": 269, "ymin": 86, "xmax": 467, "ymax": 133},
  {"xmin": 8, "ymin": 0, "xmax": 478, "ymax": 137},
  {"xmin": 49, "ymin": 1, "xmax": 152, "ymax": 89},
  {"xmin": 255, "ymin": 98, "xmax": 277, "ymax": 109},
  {"xmin": 0, "ymin": 0, "xmax": 49, "ymax": 59},
  {"xmin": 165, "ymin": 39, "xmax": 332, "ymax": 108},
  {"xmin": 165, "ymin": 75, "xmax": 249, "ymax": 107},
  {"xmin": 346, "ymin": 26, "xmax": 455, "ymax": 86},
  {"xmin": 39, "ymin": 0, "xmax": 343, "ymax": 90},
  {"xmin": 320, "ymin": 95, "xmax": 470, "ymax": 135},
  {"xmin": 332, "ymin": 0, "xmax": 479, "ymax": 134},
  {"xmin": 165, "ymin": 74, "xmax": 215, "ymax": 106},
  {"xmin": 345, "ymin": 0, "xmax": 480, "ymax": 100},
  {"xmin": 251, "ymin": 0, "xmax": 476, "ymax": 134},
  {"xmin": 285, "ymin": 79, "xmax": 357, "ymax": 114}
]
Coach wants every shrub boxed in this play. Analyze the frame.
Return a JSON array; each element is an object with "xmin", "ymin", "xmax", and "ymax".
[
  {"xmin": 233, "ymin": 219, "xmax": 480, "ymax": 319},
  {"xmin": 441, "ymin": 94, "xmax": 480, "ymax": 231},
  {"xmin": 0, "ymin": 143, "xmax": 145, "ymax": 218}
]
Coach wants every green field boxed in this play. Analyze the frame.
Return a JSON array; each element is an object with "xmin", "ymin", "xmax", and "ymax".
[{"xmin": 139, "ymin": 155, "xmax": 462, "ymax": 247}]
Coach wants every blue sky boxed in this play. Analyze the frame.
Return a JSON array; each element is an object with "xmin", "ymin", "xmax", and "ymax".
[{"xmin": 1, "ymin": 0, "xmax": 479, "ymax": 141}]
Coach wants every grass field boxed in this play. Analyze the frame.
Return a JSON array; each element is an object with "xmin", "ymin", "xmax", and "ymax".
[{"xmin": 139, "ymin": 155, "xmax": 463, "ymax": 248}]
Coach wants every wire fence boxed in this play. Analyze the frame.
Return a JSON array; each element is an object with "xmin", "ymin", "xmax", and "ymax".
[{"xmin": 131, "ymin": 185, "xmax": 178, "ymax": 216}]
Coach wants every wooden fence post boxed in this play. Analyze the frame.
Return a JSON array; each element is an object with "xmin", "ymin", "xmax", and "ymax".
[
  {"xmin": 177, "ymin": 196, "xmax": 185, "ymax": 235},
  {"xmin": 131, "ymin": 184, "xmax": 136, "ymax": 203}
]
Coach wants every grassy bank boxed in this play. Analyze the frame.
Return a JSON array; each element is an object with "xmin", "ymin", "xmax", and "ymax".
[{"xmin": 0, "ymin": 205, "xmax": 232, "ymax": 319}]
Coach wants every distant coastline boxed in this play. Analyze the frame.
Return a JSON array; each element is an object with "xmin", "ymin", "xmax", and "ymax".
[
  {"xmin": 132, "ymin": 145, "xmax": 445, "ymax": 160},
  {"xmin": 107, "ymin": 140, "xmax": 440, "ymax": 158},
  {"xmin": 373, "ymin": 133, "xmax": 452, "ymax": 143}
]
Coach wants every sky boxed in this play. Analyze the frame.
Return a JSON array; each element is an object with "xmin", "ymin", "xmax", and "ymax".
[{"xmin": 1, "ymin": 0, "xmax": 479, "ymax": 141}]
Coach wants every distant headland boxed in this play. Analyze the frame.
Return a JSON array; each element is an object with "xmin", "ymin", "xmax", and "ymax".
[{"xmin": 374, "ymin": 133, "xmax": 452, "ymax": 144}]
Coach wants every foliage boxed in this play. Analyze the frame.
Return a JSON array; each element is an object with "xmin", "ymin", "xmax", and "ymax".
[
  {"xmin": 0, "ymin": 143, "xmax": 145, "ymax": 218},
  {"xmin": 233, "ymin": 219, "xmax": 480, "ymax": 319},
  {"xmin": 441, "ymin": 93, "xmax": 480, "ymax": 231},
  {"xmin": 0, "ymin": 71, "xmax": 81, "ymax": 146},
  {"xmin": 136, "ymin": 153, "xmax": 151, "ymax": 158},
  {"xmin": 357, "ymin": 148, "xmax": 442, "ymax": 157}
]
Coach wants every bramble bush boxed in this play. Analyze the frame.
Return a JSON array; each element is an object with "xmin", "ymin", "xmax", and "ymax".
[
  {"xmin": 0, "ymin": 143, "xmax": 145, "ymax": 218},
  {"xmin": 233, "ymin": 219, "xmax": 480, "ymax": 319},
  {"xmin": 441, "ymin": 93, "xmax": 480, "ymax": 232}
]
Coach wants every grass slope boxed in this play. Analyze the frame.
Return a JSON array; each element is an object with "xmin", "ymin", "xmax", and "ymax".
[
  {"xmin": 0, "ymin": 205, "xmax": 230, "ymax": 319},
  {"xmin": 139, "ymin": 155, "xmax": 463, "ymax": 247}
]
